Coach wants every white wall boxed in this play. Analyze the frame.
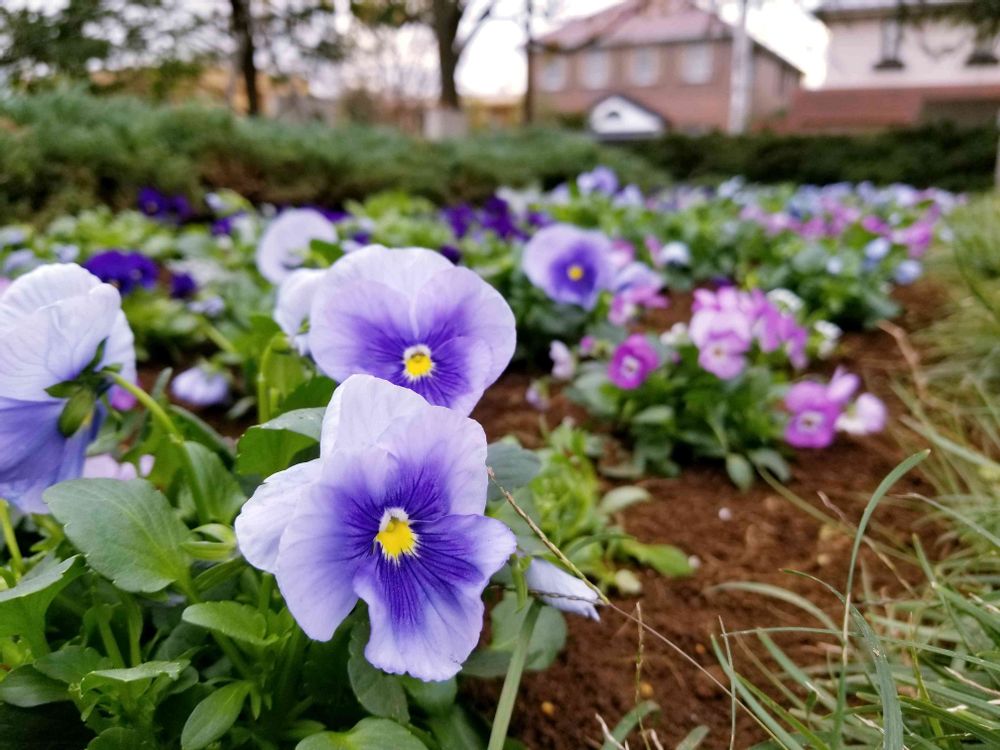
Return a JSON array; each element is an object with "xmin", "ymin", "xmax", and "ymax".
[{"xmin": 823, "ymin": 17, "xmax": 1000, "ymax": 88}]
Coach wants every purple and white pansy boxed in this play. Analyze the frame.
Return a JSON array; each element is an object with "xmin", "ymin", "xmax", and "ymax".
[
  {"xmin": 522, "ymin": 224, "xmax": 615, "ymax": 310},
  {"xmin": 308, "ymin": 245, "xmax": 516, "ymax": 415},
  {"xmin": 235, "ymin": 375, "xmax": 517, "ymax": 681},
  {"xmin": 0, "ymin": 264, "xmax": 136, "ymax": 512},
  {"xmin": 256, "ymin": 208, "xmax": 338, "ymax": 284}
]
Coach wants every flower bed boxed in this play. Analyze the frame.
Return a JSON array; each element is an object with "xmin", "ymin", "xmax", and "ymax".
[{"xmin": 0, "ymin": 170, "xmax": 956, "ymax": 748}]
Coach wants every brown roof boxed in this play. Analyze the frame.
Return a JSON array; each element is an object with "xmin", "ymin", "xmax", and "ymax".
[
  {"xmin": 536, "ymin": 0, "xmax": 804, "ymax": 74},
  {"xmin": 784, "ymin": 83, "xmax": 1000, "ymax": 130}
]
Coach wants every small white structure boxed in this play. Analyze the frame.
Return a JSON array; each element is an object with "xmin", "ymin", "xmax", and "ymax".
[{"xmin": 587, "ymin": 94, "xmax": 667, "ymax": 139}]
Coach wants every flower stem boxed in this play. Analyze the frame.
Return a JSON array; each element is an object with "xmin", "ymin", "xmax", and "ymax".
[
  {"xmin": 108, "ymin": 373, "xmax": 212, "ymax": 525},
  {"xmin": 0, "ymin": 499, "xmax": 24, "ymax": 577},
  {"xmin": 487, "ymin": 599, "xmax": 541, "ymax": 750},
  {"xmin": 176, "ymin": 576, "xmax": 254, "ymax": 680},
  {"xmin": 256, "ymin": 338, "xmax": 277, "ymax": 424}
]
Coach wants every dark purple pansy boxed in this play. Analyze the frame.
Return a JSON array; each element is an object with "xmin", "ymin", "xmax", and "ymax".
[
  {"xmin": 138, "ymin": 187, "xmax": 192, "ymax": 224},
  {"xmin": 442, "ymin": 204, "xmax": 476, "ymax": 239},
  {"xmin": 169, "ymin": 272, "xmax": 197, "ymax": 299},
  {"xmin": 439, "ymin": 244, "xmax": 463, "ymax": 264},
  {"xmin": 83, "ymin": 250, "xmax": 158, "ymax": 294}
]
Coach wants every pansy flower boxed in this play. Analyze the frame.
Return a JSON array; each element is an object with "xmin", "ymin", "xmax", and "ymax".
[
  {"xmin": 522, "ymin": 224, "xmax": 615, "ymax": 310},
  {"xmin": 171, "ymin": 365, "xmax": 229, "ymax": 407},
  {"xmin": 274, "ymin": 268, "xmax": 326, "ymax": 355},
  {"xmin": 235, "ymin": 375, "xmax": 516, "ymax": 681},
  {"xmin": 256, "ymin": 208, "xmax": 338, "ymax": 284},
  {"xmin": 608, "ymin": 334, "xmax": 658, "ymax": 389},
  {"xmin": 784, "ymin": 381, "xmax": 841, "ymax": 449},
  {"xmin": 837, "ymin": 393, "xmax": 887, "ymax": 435},
  {"xmin": 83, "ymin": 250, "xmax": 158, "ymax": 294},
  {"xmin": 0, "ymin": 264, "xmax": 135, "ymax": 512},
  {"xmin": 308, "ymin": 246, "xmax": 515, "ymax": 415}
]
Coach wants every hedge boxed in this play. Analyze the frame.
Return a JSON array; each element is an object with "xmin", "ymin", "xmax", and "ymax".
[
  {"xmin": 0, "ymin": 88, "xmax": 663, "ymax": 222},
  {"xmin": 0, "ymin": 88, "xmax": 995, "ymax": 223},
  {"xmin": 629, "ymin": 125, "xmax": 998, "ymax": 193}
]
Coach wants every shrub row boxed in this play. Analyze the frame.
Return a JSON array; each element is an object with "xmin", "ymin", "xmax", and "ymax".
[
  {"xmin": 0, "ymin": 88, "xmax": 663, "ymax": 222},
  {"xmin": 627, "ymin": 124, "xmax": 998, "ymax": 192}
]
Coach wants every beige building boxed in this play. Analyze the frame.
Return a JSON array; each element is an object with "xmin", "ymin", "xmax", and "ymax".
[
  {"xmin": 528, "ymin": 0, "xmax": 804, "ymax": 138},
  {"xmin": 787, "ymin": 0, "xmax": 1000, "ymax": 131}
]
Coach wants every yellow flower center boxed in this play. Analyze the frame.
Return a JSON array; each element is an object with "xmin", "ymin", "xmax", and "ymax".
[
  {"xmin": 402, "ymin": 344, "xmax": 434, "ymax": 380},
  {"xmin": 567, "ymin": 264, "xmax": 585, "ymax": 281},
  {"xmin": 375, "ymin": 509, "xmax": 418, "ymax": 561}
]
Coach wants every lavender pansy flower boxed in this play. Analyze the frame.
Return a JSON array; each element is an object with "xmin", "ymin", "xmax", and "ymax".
[
  {"xmin": 698, "ymin": 330, "xmax": 749, "ymax": 380},
  {"xmin": 577, "ymin": 166, "xmax": 619, "ymax": 196},
  {"xmin": 837, "ymin": 393, "xmax": 887, "ymax": 435},
  {"xmin": 784, "ymin": 381, "xmax": 841, "ymax": 449},
  {"xmin": 83, "ymin": 250, "xmax": 158, "ymax": 294},
  {"xmin": 893, "ymin": 259, "xmax": 922, "ymax": 285},
  {"xmin": 522, "ymin": 224, "xmax": 615, "ymax": 310},
  {"xmin": 274, "ymin": 268, "xmax": 326, "ymax": 356},
  {"xmin": 234, "ymin": 375, "xmax": 516, "ymax": 681},
  {"xmin": 549, "ymin": 340, "xmax": 575, "ymax": 381},
  {"xmin": 83, "ymin": 453, "xmax": 154, "ymax": 481},
  {"xmin": 256, "ymin": 208, "xmax": 338, "ymax": 284},
  {"xmin": 525, "ymin": 558, "xmax": 600, "ymax": 620},
  {"xmin": 608, "ymin": 334, "xmax": 658, "ymax": 389},
  {"xmin": 171, "ymin": 365, "xmax": 229, "ymax": 407},
  {"xmin": 309, "ymin": 246, "xmax": 515, "ymax": 415},
  {"xmin": 0, "ymin": 264, "xmax": 136, "ymax": 513}
]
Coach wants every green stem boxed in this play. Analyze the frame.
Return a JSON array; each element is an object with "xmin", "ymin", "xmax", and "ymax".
[
  {"xmin": 109, "ymin": 373, "xmax": 211, "ymax": 525},
  {"xmin": 256, "ymin": 339, "xmax": 276, "ymax": 424},
  {"xmin": 487, "ymin": 600, "xmax": 541, "ymax": 750},
  {"xmin": 23, "ymin": 622, "xmax": 50, "ymax": 657},
  {"xmin": 0, "ymin": 499, "xmax": 24, "ymax": 577},
  {"xmin": 201, "ymin": 322, "xmax": 239, "ymax": 356}
]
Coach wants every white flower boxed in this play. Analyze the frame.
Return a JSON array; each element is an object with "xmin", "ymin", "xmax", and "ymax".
[
  {"xmin": 659, "ymin": 322, "xmax": 689, "ymax": 348},
  {"xmin": 255, "ymin": 208, "xmax": 337, "ymax": 284},
  {"xmin": 766, "ymin": 288, "xmax": 804, "ymax": 314},
  {"xmin": 813, "ymin": 320, "xmax": 842, "ymax": 359},
  {"xmin": 525, "ymin": 558, "xmax": 600, "ymax": 620},
  {"xmin": 549, "ymin": 340, "xmax": 576, "ymax": 381},
  {"xmin": 659, "ymin": 241, "xmax": 691, "ymax": 267},
  {"xmin": 171, "ymin": 365, "xmax": 229, "ymax": 407},
  {"xmin": 837, "ymin": 393, "xmax": 887, "ymax": 436},
  {"xmin": 274, "ymin": 268, "xmax": 326, "ymax": 355}
]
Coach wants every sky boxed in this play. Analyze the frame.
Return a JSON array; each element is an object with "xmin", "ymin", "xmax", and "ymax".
[{"xmin": 6, "ymin": 0, "xmax": 831, "ymax": 95}]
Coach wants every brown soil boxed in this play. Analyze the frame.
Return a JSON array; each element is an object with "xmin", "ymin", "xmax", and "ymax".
[{"xmin": 465, "ymin": 281, "xmax": 948, "ymax": 750}]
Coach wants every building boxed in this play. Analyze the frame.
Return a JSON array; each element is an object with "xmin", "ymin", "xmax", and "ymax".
[
  {"xmin": 528, "ymin": 0, "xmax": 804, "ymax": 138},
  {"xmin": 786, "ymin": 0, "xmax": 1000, "ymax": 131}
]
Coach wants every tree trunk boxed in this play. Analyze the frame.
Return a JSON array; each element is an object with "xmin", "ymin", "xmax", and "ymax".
[
  {"xmin": 230, "ymin": 0, "xmax": 259, "ymax": 116},
  {"xmin": 523, "ymin": 0, "xmax": 534, "ymax": 124},
  {"xmin": 432, "ymin": 0, "xmax": 463, "ymax": 110}
]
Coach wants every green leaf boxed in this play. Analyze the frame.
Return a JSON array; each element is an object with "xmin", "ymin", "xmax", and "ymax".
[
  {"xmin": 486, "ymin": 442, "xmax": 542, "ymax": 502},
  {"xmin": 45, "ymin": 479, "xmax": 193, "ymax": 594},
  {"xmin": 427, "ymin": 705, "xmax": 487, "ymax": 750},
  {"xmin": 600, "ymin": 700, "xmax": 659, "ymax": 750},
  {"xmin": 725, "ymin": 453, "xmax": 754, "ymax": 490},
  {"xmin": 88, "ymin": 727, "xmax": 157, "ymax": 749},
  {"xmin": 620, "ymin": 540, "xmax": 692, "ymax": 577},
  {"xmin": 0, "ymin": 665, "xmax": 69, "ymax": 707},
  {"xmin": 235, "ymin": 407, "xmax": 325, "ymax": 478},
  {"xmin": 748, "ymin": 448, "xmax": 790, "ymax": 482},
  {"xmin": 182, "ymin": 602, "xmax": 273, "ymax": 647},
  {"xmin": 296, "ymin": 718, "xmax": 428, "ymax": 750},
  {"xmin": 80, "ymin": 660, "xmax": 188, "ymax": 693},
  {"xmin": 35, "ymin": 646, "xmax": 113, "ymax": 685},
  {"xmin": 487, "ymin": 592, "xmax": 566, "ymax": 672},
  {"xmin": 401, "ymin": 675, "xmax": 457, "ymax": 715},
  {"xmin": 348, "ymin": 618, "xmax": 409, "ymax": 723},
  {"xmin": 181, "ymin": 681, "xmax": 251, "ymax": 750},
  {"xmin": 0, "ymin": 556, "xmax": 84, "ymax": 639},
  {"xmin": 598, "ymin": 486, "xmax": 650, "ymax": 516},
  {"xmin": 631, "ymin": 405, "xmax": 674, "ymax": 425},
  {"xmin": 181, "ymin": 442, "xmax": 246, "ymax": 523}
]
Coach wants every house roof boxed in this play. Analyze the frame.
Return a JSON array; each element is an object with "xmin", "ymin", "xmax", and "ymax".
[{"xmin": 536, "ymin": 1, "xmax": 805, "ymax": 74}]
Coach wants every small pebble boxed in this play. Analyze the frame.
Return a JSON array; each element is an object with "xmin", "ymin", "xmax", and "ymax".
[
  {"xmin": 639, "ymin": 681, "xmax": 654, "ymax": 698},
  {"xmin": 694, "ymin": 643, "xmax": 707, "ymax": 655},
  {"xmin": 718, "ymin": 507, "xmax": 733, "ymax": 521},
  {"xmin": 541, "ymin": 701, "xmax": 556, "ymax": 717},
  {"xmin": 687, "ymin": 555, "xmax": 702, "ymax": 570}
]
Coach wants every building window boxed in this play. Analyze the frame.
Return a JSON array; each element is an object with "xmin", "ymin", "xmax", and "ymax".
[
  {"xmin": 582, "ymin": 49, "xmax": 611, "ymax": 89},
  {"xmin": 680, "ymin": 43, "xmax": 714, "ymax": 85},
  {"xmin": 630, "ymin": 47, "xmax": 658, "ymax": 86},
  {"xmin": 967, "ymin": 32, "xmax": 999, "ymax": 66},
  {"xmin": 875, "ymin": 19, "xmax": 904, "ymax": 69},
  {"xmin": 540, "ymin": 56, "xmax": 568, "ymax": 91}
]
